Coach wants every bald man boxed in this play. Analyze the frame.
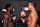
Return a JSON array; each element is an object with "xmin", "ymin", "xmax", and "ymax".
[{"xmin": 17, "ymin": 11, "xmax": 28, "ymax": 27}]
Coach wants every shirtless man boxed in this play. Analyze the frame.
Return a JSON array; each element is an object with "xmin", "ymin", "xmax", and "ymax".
[
  {"xmin": 3, "ymin": 4, "xmax": 14, "ymax": 27},
  {"xmin": 27, "ymin": 1, "xmax": 38, "ymax": 27}
]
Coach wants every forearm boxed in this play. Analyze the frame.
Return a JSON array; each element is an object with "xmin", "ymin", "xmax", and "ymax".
[{"xmin": 27, "ymin": 15, "xmax": 31, "ymax": 27}]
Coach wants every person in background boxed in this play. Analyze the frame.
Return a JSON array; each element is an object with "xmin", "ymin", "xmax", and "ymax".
[
  {"xmin": 27, "ymin": 1, "xmax": 38, "ymax": 27},
  {"xmin": 17, "ymin": 11, "xmax": 28, "ymax": 27},
  {"xmin": 3, "ymin": 4, "xmax": 14, "ymax": 27}
]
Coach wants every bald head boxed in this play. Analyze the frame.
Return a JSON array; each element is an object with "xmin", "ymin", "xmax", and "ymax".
[{"xmin": 20, "ymin": 11, "xmax": 26, "ymax": 17}]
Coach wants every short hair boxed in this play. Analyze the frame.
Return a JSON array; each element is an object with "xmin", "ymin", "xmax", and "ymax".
[
  {"xmin": 12, "ymin": 14, "xmax": 16, "ymax": 17},
  {"xmin": 20, "ymin": 11, "xmax": 26, "ymax": 15},
  {"xmin": 28, "ymin": 1, "xmax": 36, "ymax": 7},
  {"xmin": 5, "ymin": 4, "xmax": 12, "ymax": 10}
]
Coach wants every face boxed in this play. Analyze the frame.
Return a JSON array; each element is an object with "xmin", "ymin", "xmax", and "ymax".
[
  {"xmin": 20, "ymin": 11, "xmax": 26, "ymax": 18},
  {"xmin": 10, "ymin": 5, "xmax": 13, "ymax": 11},
  {"xmin": 28, "ymin": 2, "xmax": 32, "ymax": 11},
  {"xmin": 9, "ymin": 5, "xmax": 14, "ymax": 13}
]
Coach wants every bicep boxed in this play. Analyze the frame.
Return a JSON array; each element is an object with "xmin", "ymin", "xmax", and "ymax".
[
  {"xmin": 3, "ymin": 14, "xmax": 8, "ymax": 23},
  {"xmin": 3, "ymin": 14, "xmax": 8, "ymax": 27},
  {"xmin": 31, "ymin": 14, "xmax": 38, "ymax": 27},
  {"xmin": 31, "ymin": 14, "xmax": 38, "ymax": 22},
  {"xmin": 27, "ymin": 15, "xmax": 31, "ymax": 27}
]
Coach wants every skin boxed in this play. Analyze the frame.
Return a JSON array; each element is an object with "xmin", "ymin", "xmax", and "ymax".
[
  {"xmin": 13, "ymin": 16, "xmax": 16, "ymax": 20},
  {"xmin": 27, "ymin": 2, "xmax": 38, "ymax": 27},
  {"xmin": 20, "ymin": 11, "xmax": 26, "ymax": 17},
  {"xmin": 3, "ymin": 5, "xmax": 14, "ymax": 27},
  {"xmin": 37, "ymin": 24, "xmax": 40, "ymax": 27}
]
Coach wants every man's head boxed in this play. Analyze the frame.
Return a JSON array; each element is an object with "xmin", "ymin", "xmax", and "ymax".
[
  {"xmin": 28, "ymin": 1, "xmax": 36, "ymax": 11},
  {"xmin": 5, "ymin": 4, "xmax": 13, "ymax": 13},
  {"xmin": 20, "ymin": 11, "xmax": 26, "ymax": 18}
]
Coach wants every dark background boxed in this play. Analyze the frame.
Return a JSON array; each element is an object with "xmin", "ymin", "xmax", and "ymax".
[{"xmin": 0, "ymin": 0, "xmax": 40, "ymax": 27}]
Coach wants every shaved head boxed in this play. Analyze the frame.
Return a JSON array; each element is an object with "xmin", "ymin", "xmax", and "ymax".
[{"xmin": 20, "ymin": 11, "xmax": 26, "ymax": 17}]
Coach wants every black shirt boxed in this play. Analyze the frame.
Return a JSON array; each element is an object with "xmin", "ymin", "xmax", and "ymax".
[{"xmin": 17, "ymin": 19, "xmax": 28, "ymax": 27}]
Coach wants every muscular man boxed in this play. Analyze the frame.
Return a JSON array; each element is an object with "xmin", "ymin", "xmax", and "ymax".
[
  {"xmin": 27, "ymin": 1, "xmax": 38, "ymax": 27},
  {"xmin": 3, "ymin": 4, "xmax": 14, "ymax": 27}
]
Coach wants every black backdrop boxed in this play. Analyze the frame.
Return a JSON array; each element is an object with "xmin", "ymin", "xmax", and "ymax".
[{"xmin": 0, "ymin": 0, "xmax": 40, "ymax": 27}]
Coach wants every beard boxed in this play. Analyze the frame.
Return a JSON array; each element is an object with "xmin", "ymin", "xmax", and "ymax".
[
  {"xmin": 21, "ymin": 16, "xmax": 25, "ymax": 19},
  {"xmin": 10, "ymin": 10, "xmax": 13, "ymax": 14}
]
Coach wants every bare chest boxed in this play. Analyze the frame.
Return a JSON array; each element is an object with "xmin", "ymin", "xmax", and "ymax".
[
  {"xmin": 8, "ymin": 14, "xmax": 12, "ymax": 21},
  {"xmin": 29, "ymin": 12, "xmax": 38, "ymax": 21}
]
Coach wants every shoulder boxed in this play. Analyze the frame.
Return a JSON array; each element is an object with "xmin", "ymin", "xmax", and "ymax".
[
  {"xmin": 3, "ymin": 13, "xmax": 9, "ymax": 18},
  {"xmin": 31, "ymin": 12, "xmax": 37, "ymax": 16},
  {"xmin": 30, "ymin": 12, "xmax": 38, "ymax": 18}
]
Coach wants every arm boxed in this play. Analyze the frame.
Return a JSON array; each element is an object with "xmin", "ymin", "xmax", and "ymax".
[
  {"xmin": 27, "ymin": 15, "xmax": 31, "ymax": 27},
  {"xmin": 3, "ymin": 14, "xmax": 8, "ymax": 27},
  {"xmin": 31, "ymin": 13, "xmax": 38, "ymax": 27}
]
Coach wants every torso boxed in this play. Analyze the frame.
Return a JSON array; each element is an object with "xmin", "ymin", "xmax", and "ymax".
[
  {"xmin": 4, "ymin": 12, "xmax": 14, "ymax": 27},
  {"xmin": 28, "ymin": 11, "xmax": 38, "ymax": 27}
]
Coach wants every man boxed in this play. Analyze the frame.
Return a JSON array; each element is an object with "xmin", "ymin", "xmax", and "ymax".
[
  {"xmin": 18, "ymin": 11, "xmax": 28, "ymax": 27},
  {"xmin": 3, "ymin": 4, "xmax": 14, "ymax": 27},
  {"xmin": 27, "ymin": 1, "xmax": 38, "ymax": 27}
]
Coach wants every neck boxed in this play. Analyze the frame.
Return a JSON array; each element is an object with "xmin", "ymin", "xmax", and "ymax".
[
  {"xmin": 7, "ymin": 10, "xmax": 10, "ymax": 14},
  {"xmin": 31, "ymin": 8, "xmax": 36, "ymax": 12}
]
